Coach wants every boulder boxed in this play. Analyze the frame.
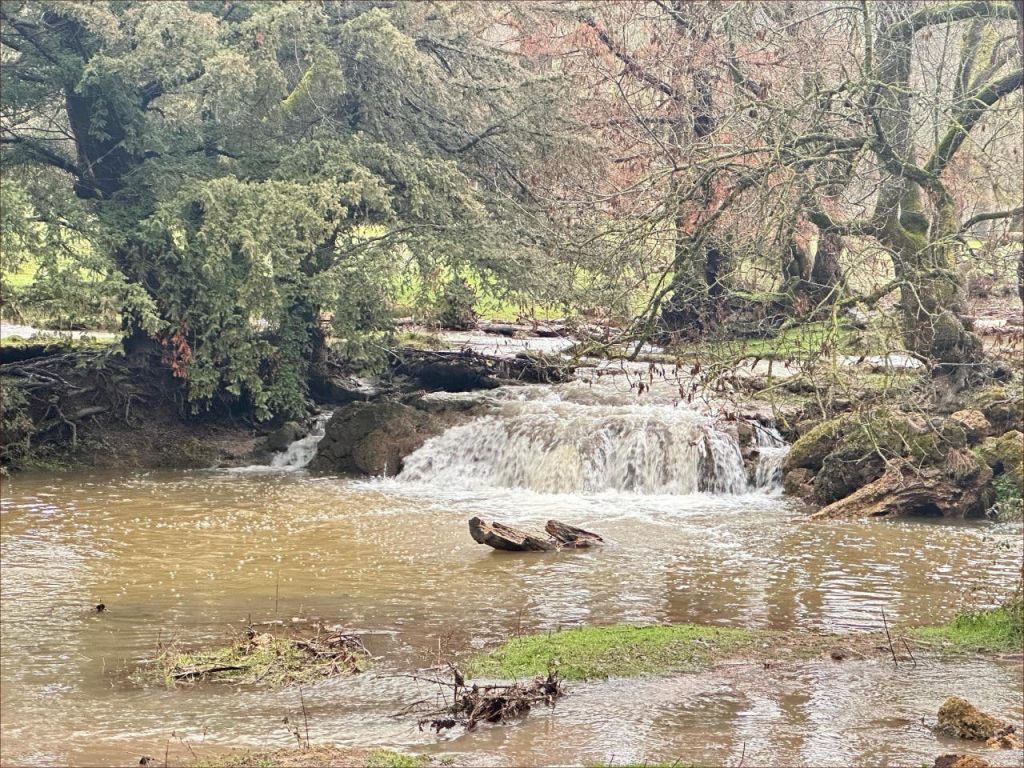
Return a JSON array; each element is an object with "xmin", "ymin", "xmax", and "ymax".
[
  {"xmin": 968, "ymin": 386, "xmax": 1024, "ymax": 433},
  {"xmin": 782, "ymin": 467, "xmax": 815, "ymax": 500},
  {"xmin": 948, "ymin": 410, "xmax": 991, "ymax": 444},
  {"xmin": 807, "ymin": 415, "xmax": 940, "ymax": 505},
  {"xmin": 811, "ymin": 460, "xmax": 992, "ymax": 520},
  {"xmin": 783, "ymin": 418, "xmax": 845, "ymax": 472},
  {"xmin": 308, "ymin": 401, "xmax": 455, "ymax": 476},
  {"xmin": 976, "ymin": 431, "xmax": 1024, "ymax": 493},
  {"xmin": 935, "ymin": 697, "xmax": 1012, "ymax": 741},
  {"xmin": 933, "ymin": 756, "xmax": 990, "ymax": 768},
  {"xmin": 264, "ymin": 421, "xmax": 307, "ymax": 452},
  {"xmin": 309, "ymin": 373, "xmax": 381, "ymax": 405}
]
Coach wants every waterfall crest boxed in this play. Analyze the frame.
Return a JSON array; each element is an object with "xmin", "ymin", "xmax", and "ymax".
[{"xmin": 399, "ymin": 399, "xmax": 784, "ymax": 495}]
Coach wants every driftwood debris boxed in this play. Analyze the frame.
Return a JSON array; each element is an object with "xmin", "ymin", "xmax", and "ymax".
[
  {"xmin": 403, "ymin": 666, "xmax": 563, "ymax": 732},
  {"xmin": 468, "ymin": 517, "xmax": 603, "ymax": 552}
]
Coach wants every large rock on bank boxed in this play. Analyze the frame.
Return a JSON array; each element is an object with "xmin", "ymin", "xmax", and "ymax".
[
  {"xmin": 976, "ymin": 430, "xmax": 1024, "ymax": 494},
  {"xmin": 308, "ymin": 400, "xmax": 465, "ymax": 476},
  {"xmin": 810, "ymin": 457, "xmax": 992, "ymax": 520}
]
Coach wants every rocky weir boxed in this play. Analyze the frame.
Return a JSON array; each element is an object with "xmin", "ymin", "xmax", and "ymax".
[{"xmin": 302, "ymin": 388, "xmax": 786, "ymax": 495}]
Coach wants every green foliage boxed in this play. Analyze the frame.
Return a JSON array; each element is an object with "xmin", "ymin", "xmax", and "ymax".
[
  {"xmin": 468, "ymin": 624, "xmax": 755, "ymax": 680},
  {"xmin": 2, "ymin": 1, "xmax": 581, "ymax": 421},
  {"xmin": 436, "ymin": 277, "xmax": 478, "ymax": 330},
  {"xmin": 909, "ymin": 599, "xmax": 1023, "ymax": 652},
  {"xmin": 364, "ymin": 751, "xmax": 429, "ymax": 768},
  {"xmin": 0, "ymin": 378, "xmax": 33, "ymax": 466}
]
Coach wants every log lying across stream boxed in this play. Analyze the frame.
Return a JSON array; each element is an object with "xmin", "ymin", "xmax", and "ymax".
[{"xmin": 468, "ymin": 517, "xmax": 603, "ymax": 552}]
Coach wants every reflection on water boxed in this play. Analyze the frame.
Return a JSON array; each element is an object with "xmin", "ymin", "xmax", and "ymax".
[{"xmin": 1, "ymin": 469, "xmax": 1021, "ymax": 767}]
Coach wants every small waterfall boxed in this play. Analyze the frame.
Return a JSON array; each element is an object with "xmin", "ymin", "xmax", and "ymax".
[
  {"xmin": 753, "ymin": 423, "xmax": 788, "ymax": 490},
  {"xmin": 270, "ymin": 412, "xmax": 332, "ymax": 470},
  {"xmin": 399, "ymin": 399, "xmax": 773, "ymax": 495}
]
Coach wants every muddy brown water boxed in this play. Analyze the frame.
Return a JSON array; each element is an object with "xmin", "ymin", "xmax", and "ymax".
[{"xmin": 1, "ymin": 469, "xmax": 1022, "ymax": 767}]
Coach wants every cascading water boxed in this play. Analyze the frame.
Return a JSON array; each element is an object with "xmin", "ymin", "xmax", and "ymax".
[
  {"xmin": 753, "ymin": 423, "xmax": 788, "ymax": 489},
  {"xmin": 399, "ymin": 397, "xmax": 784, "ymax": 494},
  {"xmin": 269, "ymin": 412, "xmax": 333, "ymax": 470}
]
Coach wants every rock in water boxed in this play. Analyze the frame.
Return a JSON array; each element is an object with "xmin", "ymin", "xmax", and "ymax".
[
  {"xmin": 933, "ymin": 755, "xmax": 990, "ymax": 768},
  {"xmin": 935, "ymin": 697, "xmax": 1012, "ymax": 740}
]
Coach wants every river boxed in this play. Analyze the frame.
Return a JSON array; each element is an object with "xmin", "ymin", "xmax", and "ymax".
[{"xmin": 1, "ymin": 388, "xmax": 1022, "ymax": 766}]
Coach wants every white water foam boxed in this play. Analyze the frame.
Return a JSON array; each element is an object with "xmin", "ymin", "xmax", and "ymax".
[{"xmin": 399, "ymin": 398, "xmax": 782, "ymax": 495}]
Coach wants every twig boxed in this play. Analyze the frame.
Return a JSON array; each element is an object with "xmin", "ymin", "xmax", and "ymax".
[
  {"xmin": 881, "ymin": 607, "xmax": 898, "ymax": 666},
  {"xmin": 900, "ymin": 637, "xmax": 917, "ymax": 667},
  {"xmin": 299, "ymin": 686, "xmax": 310, "ymax": 749}
]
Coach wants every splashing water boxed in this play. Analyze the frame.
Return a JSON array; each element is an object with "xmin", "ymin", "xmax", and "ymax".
[
  {"xmin": 399, "ymin": 398, "xmax": 781, "ymax": 494},
  {"xmin": 269, "ymin": 412, "xmax": 333, "ymax": 470},
  {"xmin": 753, "ymin": 423, "xmax": 789, "ymax": 490}
]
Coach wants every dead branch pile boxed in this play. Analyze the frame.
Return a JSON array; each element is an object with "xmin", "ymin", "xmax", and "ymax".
[
  {"xmin": 156, "ymin": 622, "xmax": 369, "ymax": 687},
  {"xmin": 403, "ymin": 667, "xmax": 564, "ymax": 732}
]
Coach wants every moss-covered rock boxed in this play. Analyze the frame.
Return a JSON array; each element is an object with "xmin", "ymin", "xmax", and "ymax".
[
  {"xmin": 936, "ymin": 697, "xmax": 1010, "ymax": 740},
  {"xmin": 808, "ymin": 414, "xmax": 941, "ymax": 505},
  {"xmin": 948, "ymin": 410, "xmax": 991, "ymax": 444},
  {"xmin": 976, "ymin": 431, "xmax": 1024, "ymax": 493},
  {"xmin": 264, "ymin": 421, "xmax": 307, "ymax": 452},
  {"xmin": 968, "ymin": 386, "xmax": 1024, "ymax": 433},
  {"xmin": 783, "ymin": 417, "xmax": 845, "ymax": 472}
]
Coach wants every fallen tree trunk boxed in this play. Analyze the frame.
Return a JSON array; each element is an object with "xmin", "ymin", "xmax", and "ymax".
[
  {"xmin": 544, "ymin": 520, "xmax": 604, "ymax": 547},
  {"xmin": 810, "ymin": 459, "xmax": 992, "ymax": 520},
  {"xmin": 469, "ymin": 517, "xmax": 557, "ymax": 551},
  {"xmin": 468, "ymin": 517, "xmax": 603, "ymax": 552},
  {"xmin": 394, "ymin": 348, "xmax": 573, "ymax": 389}
]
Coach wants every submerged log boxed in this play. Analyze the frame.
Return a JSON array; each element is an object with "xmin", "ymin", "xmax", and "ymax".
[
  {"xmin": 468, "ymin": 517, "xmax": 557, "ymax": 551},
  {"xmin": 468, "ymin": 516, "xmax": 603, "ymax": 552},
  {"xmin": 544, "ymin": 520, "xmax": 604, "ymax": 547}
]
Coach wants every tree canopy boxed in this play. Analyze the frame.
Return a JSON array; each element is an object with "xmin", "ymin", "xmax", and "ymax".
[{"xmin": 3, "ymin": 0, "xmax": 1022, "ymax": 419}]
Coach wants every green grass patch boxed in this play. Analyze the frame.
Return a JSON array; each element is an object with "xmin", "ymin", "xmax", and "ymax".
[
  {"xmin": 693, "ymin": 320, "xmax": 862, "ymax": 362},
  {"xmin": 468, "ymin": 623, "xmax": 757, "ymax": 681},
  {"xmin": 365, "ymin": 751, "xmax": 431, "ymax": 768},
  {"xmin": 145, "ymin": 627, "xmax": 369, "ymax": 689},
  {"xmin": 909, "ymin": 601, "xmax": 1023, "ymax": 652}
]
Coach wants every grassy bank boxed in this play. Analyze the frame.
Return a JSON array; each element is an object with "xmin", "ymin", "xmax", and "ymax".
[
  {"xmin": 468, "ymin": 623, "xmax": 758, "ymax": 680},
  {"xmin": 909, "ymin": 596, "xmax": 1023, "ymax": 652}
]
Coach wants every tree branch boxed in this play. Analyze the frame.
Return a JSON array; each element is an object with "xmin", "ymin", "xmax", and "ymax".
[
  {"xmin": 960, "ymin": 205, "xmax": 1024, "ymax": 231},
  {"xmin": 892, "ymin": 0, "xmax": 1019, "ymax": 38},
  {"xmin": 576, "ymin": 13, "xmax": 677, "ymax": 100},
  {"xmin": 0, "ymin": 134, "xmax": 87, "ymax": 181},
  {"xmin": 926, "ymin": 68, "xmax": 1024, "ymax": 177}
]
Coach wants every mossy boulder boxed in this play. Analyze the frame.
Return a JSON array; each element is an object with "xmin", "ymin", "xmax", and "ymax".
[
  {"xmin": 264, "ymin": 421, "xmax": 307, "ymax": 452},
  {"xmin": 976, "ymin": 431, "xmax": 1024, "ymax": 493},
  {"xmin": 783, "ymin": 417, "xmax": 845, "ymax": 472},
  {"xmin": 309, "ymin": 400, "xmax": 473, "ymax": 476},
  {"xmin": 309, "ymin": 401, "xmax": 442, "ymax": 476},
  {"xmin": 968, "ymin": 386, "xmax": 1024, "ymax": 433},
  {"xmin": 948, "ymin": 410, "xmax": 991, "ymax": 444},
  {"xmin": 936, "ymin": 697, "xmax": 1010, "ymax": 740},
  {"xmin": 809, "ymin": 414, "xmax": 941, "ymax": 505}
]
